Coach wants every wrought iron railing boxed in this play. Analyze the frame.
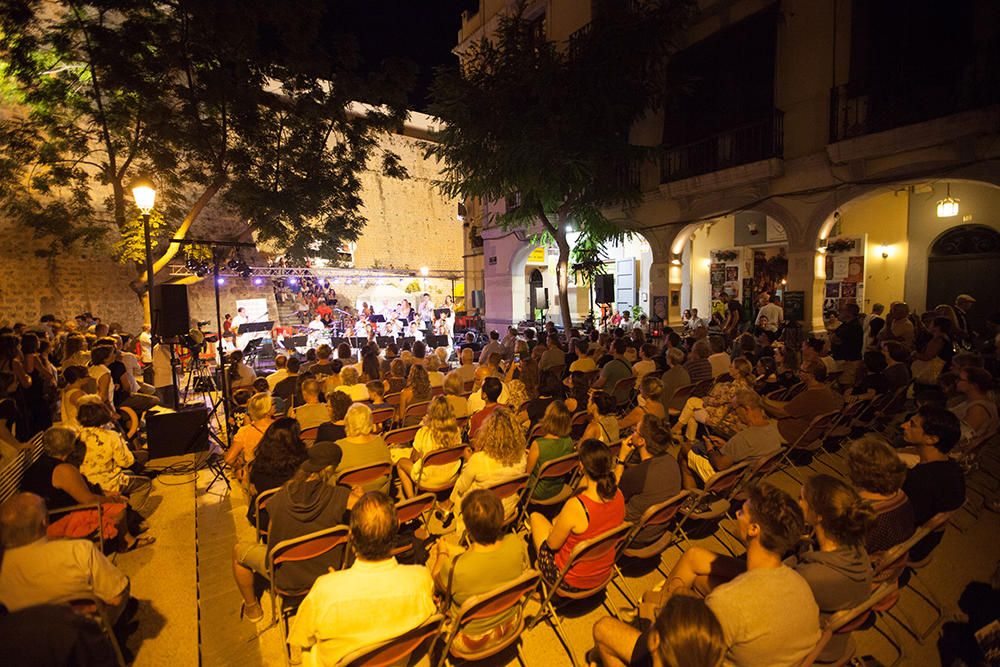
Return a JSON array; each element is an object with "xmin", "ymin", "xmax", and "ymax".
[
  {"xmin": 829, "ymin": 40, "xmax": 1000, "ymax": 143},
  {"xmin": 660, "ymin": 109, "xmax": 784, "ymax": 183}
]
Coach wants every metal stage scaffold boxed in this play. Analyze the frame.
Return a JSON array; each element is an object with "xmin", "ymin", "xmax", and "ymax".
[{"xmin": 167, "ymin": 264, "xmax": 462, "ymax": 283}]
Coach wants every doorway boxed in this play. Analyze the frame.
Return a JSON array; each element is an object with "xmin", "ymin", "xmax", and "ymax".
[
  {"xmin": 927, "ymin": 225, "xmax": 1000, "ymax": 334},
  {"xmin": 528, "ymin": 269, "xmax": 545, "ymax": 320}
]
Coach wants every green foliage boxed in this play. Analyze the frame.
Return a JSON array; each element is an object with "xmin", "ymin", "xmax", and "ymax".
[
  {"xmin": 112, "ymin": 209, "xmax": 167, "ymax": 264},
  {"xmin": 425, "ymin": 0, "xmax": 692, "ymax": 232},
  {"xmin": 0, "ymin": 0, "xmax": 413, "ymax": 275}
]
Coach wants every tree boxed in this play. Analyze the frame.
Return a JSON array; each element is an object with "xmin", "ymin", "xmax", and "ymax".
[
  {"xmin": 0, "ymin": 0, "xmax": 412, "ymax": 322},
  {"xmin": 426, "ymin": 0, "xmax": 691, "ymax": 328}
]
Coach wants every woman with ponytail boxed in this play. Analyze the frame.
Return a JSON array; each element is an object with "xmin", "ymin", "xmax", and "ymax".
[
  {"xmin": 530, "ymin": 438, "xmax": 625, "ymax": 591},
  {"xmin": 792, "ymin": 474, "xmax": 875, "ymax": 663}
]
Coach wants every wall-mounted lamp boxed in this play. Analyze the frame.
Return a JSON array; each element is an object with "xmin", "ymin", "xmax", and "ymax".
[
  {"xmin": 747, "ymin": 221, "xmax": 759, "ymax": 236},
  {"xmin": 817, "ymin": 237, "xmax": 828, "ymax": 254},
  {"xmin": 780, "ymin": 278, "xmax": 787, "ymax": 286},
  {"xmin": 877, "ymin": 244, "xmax": 890, "ymax": 259},
  {"xmin": 936, "ymin": 184, "xmax": 959, "ymax": 218},
  {"xmin": 701, "ymin": 258, "xmax": 712, "ymax": 269},
  {"xmin": 670, "ymin": 254, "xmax": 682, "ymax": 266}
]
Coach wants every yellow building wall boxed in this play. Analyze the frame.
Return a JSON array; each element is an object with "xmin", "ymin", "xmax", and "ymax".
[
  {"xmin": 689, "ymin": 215, "xmax": 735, "ymax": 315},
  {"xmin": 836, "ymin": 189, "xmax": 909, "ymax": 311}
]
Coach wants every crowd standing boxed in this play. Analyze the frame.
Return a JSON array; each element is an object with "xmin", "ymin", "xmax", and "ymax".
[{"xmin": 0, "ymin": 289, "xmax": 998, "ymax": 666}]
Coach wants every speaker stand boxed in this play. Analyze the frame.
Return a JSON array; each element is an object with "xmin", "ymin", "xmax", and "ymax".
[{"xmin": 204, "ymin": 453, "xmax": 231, "ymax": 493}]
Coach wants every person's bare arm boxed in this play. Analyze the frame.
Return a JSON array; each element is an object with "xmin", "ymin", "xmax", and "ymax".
[
  {"xmin": 52, "ymin": 463, "xmax": 117, "ymax": 505},
  {"xmin": 525, "ymin": 441, "xmax": 540, "ymax": 475},
  {"xmin": 762, "ymin": 397, "xmax": 789, "ymax": 418},
  {"xmin": 546, "ymin": 498, "xmax": 586, "ymax": 551}
]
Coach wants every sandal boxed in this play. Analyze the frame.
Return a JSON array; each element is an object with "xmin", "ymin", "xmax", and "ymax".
[
  {"xmin": 240, "ymin": 602, "xmax": 264, "ymax": 623},
  {"xmin": 125, "ymin": 536, "xmax": 156, "ymax": 552}
]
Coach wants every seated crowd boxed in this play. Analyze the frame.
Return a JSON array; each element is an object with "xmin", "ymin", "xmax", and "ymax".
[{"xmin": 0, "ymin": 299, "xmax": 998, "ymax": 666}]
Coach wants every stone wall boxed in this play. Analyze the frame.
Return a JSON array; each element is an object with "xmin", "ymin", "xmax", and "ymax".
[{"xmin": 0, "ymin": 130, "xmax": 466, "ymax": 333}]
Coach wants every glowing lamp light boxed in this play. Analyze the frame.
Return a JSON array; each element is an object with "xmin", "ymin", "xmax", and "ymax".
[
  {"xmin": 130, "ymin": 177, "xmax": 156, "ymax": 213},
  {"xmin": 420, "ymin": 266, "xmax": 430, "ymax": 277},
  {"xmin": 877, "ymin": 244, "xmax": 890, "ymax": 259},
  {"xmin": 936, "ymin": 184, "xmax": 959, "ymax": 218},
  {"xmin": 216, "ymin": 277, "xmax": 225, "ymax": 285},
  {"xmin": 781, "ymin": 278, "xmax": 787, "ymax": 286},
  {"xmin": 670, "ymin": 254, "xmax": 682, "ymax": 266},
  {"xmin": 288, "ymin": 277, "xmax": 298, "ymax": 286},
  {"xmin": 253, "ymin": 277, "xmax": 263, "ymax": 286},
  {"xmin": 701, "ymin": 258, "xmax": 712, "ymax": 269}
]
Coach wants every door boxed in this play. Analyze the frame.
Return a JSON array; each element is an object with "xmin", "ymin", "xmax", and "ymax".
[
  {"xmin": 927, "ymin": 224, "xmax": 1000, "ymax": 336},
  {"xmin": 615, "ymin": 259, "xmax": 637, "ymax": 315},
  {"xmin": 528, "ymin": 269, "xmax": 544, "ymax": 320}
]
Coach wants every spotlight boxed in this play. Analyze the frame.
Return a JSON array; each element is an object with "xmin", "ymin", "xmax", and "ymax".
[
  {"xmin": 288, "ymin": 277, "xmax": 298, "ymax": 286},
  {"xmin": 185, "ymin": 258, "xmax": 198, "ymax": 270},
  {"xmin": 239, "ymin": 267, "xmax": 253, "ymax": 278},
  {"xmin": 217, "ymin": 277, "xmax": 226, "ymax": 285},
  {"xmin": 253, "ymin": 277, "xmax": 263, "ymax": 286},
  {"xmin": 228, "ymin": 258, "xmax": 240, "ymax": 270}
]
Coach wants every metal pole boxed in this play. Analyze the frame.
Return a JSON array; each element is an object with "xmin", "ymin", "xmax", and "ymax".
[
  {"xmin": 143, "ymin": 212, "xmax": 155, "ymax": 325},
  {"xmin": 213, "ymin": 249, "xmax": 232, "ymax": 449}
]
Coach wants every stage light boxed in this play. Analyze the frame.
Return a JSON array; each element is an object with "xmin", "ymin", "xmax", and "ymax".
[
  {"xmin": 253, "ymin": 277, "xmax": 263, "ymax": 286},
  {"xmin": 228, "ymin": 258, "xmax": 240, "ymax": 269},
  {"xmin": 239, "ymin": 266, "xmax": 253, "ymax": 278},
  {"xmin": 420, "ymin": 266, "xmax": 429, "ymax": 277},
  {"xmin": 288, "ymin": 277, "xmax": 298, "ymax": 286},
  {"xmin": 217, "ymin": 277, "xmax": 226, "ymax": 285}
]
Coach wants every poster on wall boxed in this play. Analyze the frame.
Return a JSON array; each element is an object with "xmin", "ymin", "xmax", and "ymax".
[
  {"xmin": 652, "ymin": 295, "xmax": 668, "ymax": 322},
  {"xmin": 726, "ymin": 266, "xmax": 739, "ymax": 282},
  {"xmin": 784, "ymin": 291, "xmax": 805, "ymax": 323},
  {"xmin": 823, "ymin": 236, "xmax": 866, "ymax": 316}
]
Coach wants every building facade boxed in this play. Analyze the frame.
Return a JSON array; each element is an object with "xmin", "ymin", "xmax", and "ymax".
[{"xmin": 458, "ymin": 0, "xmax": 1000, "ymax": 332}]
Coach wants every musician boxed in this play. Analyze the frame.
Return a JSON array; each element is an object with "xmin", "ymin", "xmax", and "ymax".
[
  {"xmin": 407, "ymin": 321, "xmax": 424, "ymax": 341},
  {"xmin": 308, "ymin": 314, "xmax": 326, "ymax": 331},
  {"xmin": 399, "ymin": 299, "xmax": 414, "ymax": 327},
  {"xmin": 231, "ymin": 307, "xmax": 249, "ymax": 351},
  {"xmin": 418, "ymin": 293, "xmax": 434, "ymax": 330},
  {"xmin": 433, "ymin": 313, "xmax": 448, "ymax": 336},
  {"xmin": 442, "ymin": 296, "xmax": 456, "ymax": 339}
]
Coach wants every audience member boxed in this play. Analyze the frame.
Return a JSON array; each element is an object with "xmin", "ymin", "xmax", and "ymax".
[
  {"xmin": 763, "ymin": 360, "xmax": 843, "ymax": 443},
  {"xmin": 398, "ymin": 396, "xmax": 463, "ymax": 497},
  {"xmin": 232, "ymin": 441, "xmax": 359, "ymax": 623},
  {"xmin": 525, "ymin": 400, "xmax": 575, "ymax": 500},
  {"xmin": 316, "ymin": 391, "xmax": 352, "ymax": 443},
  {"xmin": 288, "ymin": 491, "xmax": 435, "ymax": 664},
  {"xmin": 0, "ymin": 493, "xmax": 131, "ymax": 622},
  {"xmin": 334, "ymin": 404, "xmax": 391, "ymax": 493},
  {"xmin": 76, "ymin": 402, "xmax": 151, "ymax": 509},
  {"xmin": 673, "ymin": 358, "xmax": 755, "ymax": 441},
  {"xmin": 685, "ymin": 340, "xmax": 714, "ymax": 384},
  {"xmin": 619, "ymin": 375, "xmax": 666, "ymax": 431},
  {"xmin": 616, "ymin": 415, "xmax": 681, "ymax": 547},
  {"xmin": 292, "ymin": 378, "xmax": 329, "ymax": 431},
  {"xmin": 581, "ymin": 391, "xmax": 620, "ymax": 444},
  {"xmin": 844, "ymin": 435, "xmax": 915, "ymax": 554}
]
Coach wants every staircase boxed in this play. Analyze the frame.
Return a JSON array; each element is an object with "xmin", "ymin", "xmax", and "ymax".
[{"xmin": 273, "ymin": 296, "xmax": 299, "ymax": 328}]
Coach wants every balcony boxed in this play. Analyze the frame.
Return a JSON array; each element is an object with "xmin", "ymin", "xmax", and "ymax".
[
  {"xmin": 829, "ymin": 39, "xmax": 999, "ymax": 143},
  {"xmin": 660, "ymin": 110, "xmax": 784, "ymax": 183}
]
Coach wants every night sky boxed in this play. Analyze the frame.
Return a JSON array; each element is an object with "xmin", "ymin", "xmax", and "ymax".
[{"xmin": 329, "ymin": 1, "xmax": 479, "ymax": 111}]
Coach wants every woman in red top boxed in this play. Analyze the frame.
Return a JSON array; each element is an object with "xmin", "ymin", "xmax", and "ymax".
[{"xmin": 530, "ymin": 438, "xmax": 625, "ymax": 591}]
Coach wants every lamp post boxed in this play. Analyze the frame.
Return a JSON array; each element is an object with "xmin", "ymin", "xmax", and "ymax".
[{"xmin": 131, "ymin": 177, "xmax": 157, "ymax": 326}]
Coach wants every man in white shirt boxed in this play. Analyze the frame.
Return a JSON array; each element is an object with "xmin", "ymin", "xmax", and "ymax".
[
  {"xmin": 478, "ymin": 330, "xmax": 504, "ymax": 365},
  {"xmin": 0, "ymin": 493, "xmax": 131, "ymax": 622},
  {"xmin": 755, "ymin": 295, "xmax": 784, "ymax": 333},
  {"xmin": 267, "ymin": 355, "xmax": 290, "ymax": 391},
  {"xmin": 151, "ymin": 341, "xmax": 177, "ymax": 409},
  {"xmin": 686, "ymin": 308, "xmax": 706, "ymax": 333},
  {"xmin": 288, "ymin": 492, "xmax": 435, "ymax": 666},
  {"xmin": 707, "ymin": 336, "xmax": 731, "ymax": 378},
  {"xmin": 138, "ymin": 325, "xmax": 153, "ymax": 364},
  {"xmin": 453, "ymin": 347, "xmax": 477, "ymax": 386}
]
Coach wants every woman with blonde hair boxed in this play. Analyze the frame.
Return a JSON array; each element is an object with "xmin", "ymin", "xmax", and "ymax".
[
  {"xmin": 399, "ymin": 364, "xmax": 431, "ymax": 424},
  {"xmin": 441, "ymin": 407, "xmax": 527, "ymax": 526},
  {"xmin": 225, "ymin": 392, "xmax": 275, "ymax": 476},
  {"xmin": 335, "ymin": 366, "xmax": 370, "ymax": 402},
  {"xmin": 398, "ymin": 396, "xmax": 463, "ymax": 497},
  {"xmin": 333, "ymin": 403, "xmax": 391, "ymax": 492},
  {"xmin": 442, "ymin": 371, "xmax": 469, "ymax": 417}
]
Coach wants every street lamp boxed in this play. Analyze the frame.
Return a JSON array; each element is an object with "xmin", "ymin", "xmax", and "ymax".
[{"xmin": 131, "ymin": 177, "xmax": 157, "ymax": 326}]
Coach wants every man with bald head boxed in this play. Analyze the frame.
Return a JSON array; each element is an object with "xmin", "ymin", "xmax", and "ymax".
[
  {"xmin": 0, "ymin": 493, "xmax": 130, "ymax": 620},
  {"xmin": 453, "ymin": 346, "xmax": 477, "ymax": 385}
]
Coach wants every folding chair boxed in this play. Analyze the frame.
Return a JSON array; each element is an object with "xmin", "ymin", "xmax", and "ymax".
[
  {"xmin": 437, "ymin": 570, "xmax": 542, "ymax": 667},
  {"xmin": 481, "ymin": 473, "xmax": 530, "ymax": 528},
  {"xmin": 773, "ymin": 411, "xmax": 841, "ymax": 483},
  {"xmin": 406, "ymin": 445, "xmax": 467, "ymax": 498},
  {"xmin": 299, "ymin": 427, "xmax": 319, "ymax": 445},
  {"xmin": 384, "ymin": 425, "xmax": 421, "ymax": 448},
  {"xmin": 392, "ymin": 493, "xmax": 437, "ymax": 559},
  {"xmin": 334, "ymin": 461, "xmax": 393, "ymax": 489},
  {"xmin": 527, "ymin": 422, "xmax": 544, "ymax": 443},
  {"xmin": 254, "ymin": 487, "xmax": 281, "ymax": 542},
  {"xmin": 569, "ymin": 411, "xmax": 590, "ymax": 440},
  {"xmin": 268, "ymin": 525, "xmax": 351, "ymax": 665},
  {"xmin": 402, "ymin": 400, "xmax": 431, "ymax": 425},
  {"xmin": 690, "ymin": 378, "xmax": 715, "ymax": 398},
  {"xmin": 665, "ymin": 383, "xmax": 694, "ymax": 417},
  {"xmin": 529, "ymin": 522, "xmax": 634, "ymax": 667},
  {"xmin": 611, "ymin": 376, "xmax": 637, "ymax": 412},
  {"xmin": 54, "ymin": 594, "xmax": 127, "ymax": 667},
  {"xmin": 795, "ymin": 581, "xmax": 901, "ymax": 667},
  {"xmin": 431, "ymin": 386, "xmax": 445, "ymax": 397},
  {"xmin": 336, "ymin": 613, "xmax": 444, "ymax": 667},
  {"xmin": 614, "ymin": 491, "xmax": 691, "ymax": 604},
  {"xmin": 385, "ymin": 391, "xmax": 403, "ymax": 407},
  {"xmin": 519, "ymin": 451, "xmax": 581, "ymax": 526},
  {"xmin": 808, "ymin": 397, "xmax": 872, "ymax": 477},
  {"xmin": 679, "ymin": 460, "xmax": 756, "ymax": 555},
  {"xmin": 371, "ymin": 407, "xmax": 395, "ymax": 430}
]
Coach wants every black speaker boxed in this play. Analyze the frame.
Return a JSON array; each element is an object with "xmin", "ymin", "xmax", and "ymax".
[
  {"xmin": 153, "ymin": 284, "xmax": 190, "ymax": 337},
  {"xmin": 471, "ymin": 290, "xmax": 485, "ymax": 309},
  {"xmin": 533, "ymin": 287, "xmax": 549, "ymax": 310},
  {"xmin": 146, "ymin": 406, "xmax": 211, "ymax": 460},
  {"xmin": 595, "ymin": 275, "xmax": 615, "ymax": 303}
]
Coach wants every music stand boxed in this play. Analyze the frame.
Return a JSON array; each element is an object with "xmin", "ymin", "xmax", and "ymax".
[
  {"xmin": 238, "ymin": 320, "xmax": 274, "ymax": 335},
  {"xmin": 370, "ymin": 314, "xmax": 386, "ymax": 323},
  {"xmin": 434, "ymin": 308, "xmax": 452, "ymax": 319}
]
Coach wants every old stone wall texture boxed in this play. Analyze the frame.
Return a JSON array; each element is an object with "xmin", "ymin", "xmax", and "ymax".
[{"xmin": 0, "ymin": 130, "xmax": 464, "ymax": 334}]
